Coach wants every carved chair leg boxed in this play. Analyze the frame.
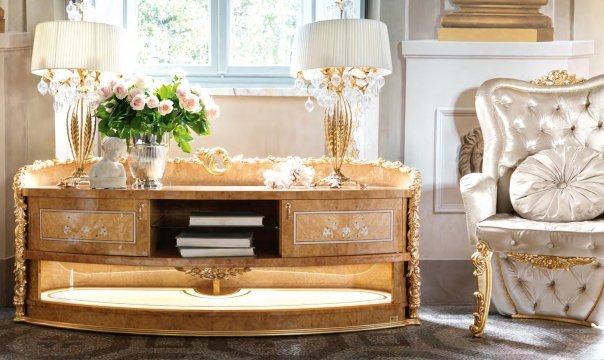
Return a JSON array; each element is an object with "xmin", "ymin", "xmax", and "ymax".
[{"xmin": 469, "ymin": 240, "xmax": 492, "ymax": 337}]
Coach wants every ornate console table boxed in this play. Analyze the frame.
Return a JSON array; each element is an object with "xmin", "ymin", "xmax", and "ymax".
[{"xmin": 13, "ymin": 157, "xmax": 421, "ymax": 336}]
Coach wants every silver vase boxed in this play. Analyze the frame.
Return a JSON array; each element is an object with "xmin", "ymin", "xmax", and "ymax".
[{"xmin": 129, "ymin": 133, "xmax": 169, "ymax": 189}]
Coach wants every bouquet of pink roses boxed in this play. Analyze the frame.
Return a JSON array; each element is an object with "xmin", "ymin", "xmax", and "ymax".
[{"xmin": 96, "ymin": 73, "xmax": 219, "ymax": 153}]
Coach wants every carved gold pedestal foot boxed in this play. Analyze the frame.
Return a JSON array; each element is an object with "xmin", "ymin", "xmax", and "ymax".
[
  {"xmin": 469, "ymin": 240, "xmax": 492, "ymax": 337},
  {"xmin": 195, "ymin": 279, "xmax": 241, "ymax": 296},
  {"xmin": 58, "ymin": 169, "xmax": 90, "ymax": 188},
  {"xmin": 176, "ymin": 267, "xmax": 251, "ymax": 296},
  {"xmin": 312, "ymin": 170, "xmax": 366, "ymax": 189}
]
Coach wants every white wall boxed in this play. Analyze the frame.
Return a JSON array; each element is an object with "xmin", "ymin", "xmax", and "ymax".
[{"xmin": 574, "ymin": 0, "xmax": 604, "ymax": 76}]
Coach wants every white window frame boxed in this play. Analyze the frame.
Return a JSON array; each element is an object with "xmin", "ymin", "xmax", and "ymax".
[{"xmin": 97, "ymin": 0, "xmax": 364, "ymax": 88}]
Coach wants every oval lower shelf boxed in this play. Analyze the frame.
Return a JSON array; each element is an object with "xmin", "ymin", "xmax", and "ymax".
[{"xmin": 41, "ymin": 287, "xmax": 392, "ymax": 310}]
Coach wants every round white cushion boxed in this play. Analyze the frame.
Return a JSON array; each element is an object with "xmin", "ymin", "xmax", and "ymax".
[{"xmin": 510, "ymin": 146, "xmax": 604, "ymax": 222}]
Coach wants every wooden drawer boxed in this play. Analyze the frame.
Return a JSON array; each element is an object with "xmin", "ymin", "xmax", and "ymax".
[
  {"xmin": 280, "ymin": 199, "xmax": 404, "ymax": 257},
  {"xmin": 28, "ymin": 197, "xmax": 150, "ymax": 256}
]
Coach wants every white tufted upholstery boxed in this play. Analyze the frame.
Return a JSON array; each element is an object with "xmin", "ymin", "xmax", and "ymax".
[
  {"xmin": 478, "ymin": 214, "xmax": 604, "ymax": 258},
  {"xmin": 461, "ymin": 75, "xmax": 604, "ymax": 330}
]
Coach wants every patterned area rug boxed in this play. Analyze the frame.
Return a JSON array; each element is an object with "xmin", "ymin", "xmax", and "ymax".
[{"xmin": 0, "ymin": 306, "xmax": 602, "ymax": 359}]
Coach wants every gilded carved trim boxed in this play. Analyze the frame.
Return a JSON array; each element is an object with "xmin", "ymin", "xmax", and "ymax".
[
  {"xmin": 507, "ymin": 253, "xmax": 596, "ymax": 270},
  {"xmin": 458, "ymin": 127, "xmax": 483, "ymax": 177},
  {"xmin": 196, "ymin": 147, "xmax": 233, "ymax": 175},
  {"xmin": 175, "ymin": 266, "xmax": 251, "ymax": 280},
  {"xmin": 13, "ymin": 167, "xmax": 28, "ymax": 320},
  {"xmin": 402, "ymin": 165, "xmax": 421, "ymax": 320},
  {"xmin": 530, "ymin": 70, "xmax": 586, "ymax": 86},
  {"xmin": 470, "ymin": 240, "xmax": 492, "ymax": 337}
]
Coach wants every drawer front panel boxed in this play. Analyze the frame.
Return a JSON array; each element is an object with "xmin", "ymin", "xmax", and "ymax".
[
  {"xmin": 29, "ymin": 197, "xmax": 149, "ymax": 256},
  {"xmin": 294, "ymin": 210, "xmax": 393, "ymax": 244},
  {"xmin": 281, "ymin": 199, "xmax": 404, "ymax": 257},
  {"xmin": 40, "ymin": 210, "xmax": 135, "ymax": 243}
]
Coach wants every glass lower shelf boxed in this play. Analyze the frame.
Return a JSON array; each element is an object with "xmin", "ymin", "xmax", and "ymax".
[{"xmin": 40, "ymin": 287, "xmax": 391, "ymax": 311}]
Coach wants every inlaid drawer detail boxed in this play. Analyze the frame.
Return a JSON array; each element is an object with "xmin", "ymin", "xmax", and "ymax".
[
  {"xmin": 280, "ymin": 199, "xmax": 405, "ymax": 257},
  {"xmin": 294, "ymin": 210, "xmax": 393, "ymax": 244},
  {"xmin": 29, "ymin": 197, "xmax": 150, "ymax": 256},
  {"xmin": 40, "ymin": 209, "xmax": 135, "ymax": 243}
]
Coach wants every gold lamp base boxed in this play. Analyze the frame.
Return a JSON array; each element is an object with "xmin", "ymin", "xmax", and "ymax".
[
  {"xmin": 312, "ymin": 170, "xmax": 366, "ymax": 189},
  {"xmin": 58, "ymin": 171, "xmax": 90, "ymax": 188},
  {"xmin": 59, "ymin": 96, "xmax": 96, "ymax": 188},
  {"xmin": 312, "ymin": 92, "xmax": 366, "ymax": 189}
]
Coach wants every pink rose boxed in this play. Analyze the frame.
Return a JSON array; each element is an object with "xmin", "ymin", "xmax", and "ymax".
[
  {"xmin": 206, "ymin": 103, "xmax": 220, "ymax": 120},
  {"xmin": 128, "ymin": 87, "xmax": 144, "ymax": 101},
  {"xmin": 190, "ymin": 84, "xmax": 204, "ymax": 96},
  {"xmin": 176, "ymin": 87, "xmax": 189, "ymax": 99},
  {"xmin": 130, "ymin": 94, "xmax": 146, "ymax": 111},
  {"xmin": 97, "ymin": 86, "xmax": 112, "ymax": 100},
  {"xmin": 113, "ymin": 82, "xmax": 128, "ymax": 100},
  {"xmin": 180, "ymin": 94, "xmax": 200, "ymax": 112},
  {"xmin": 133, "ymin": 74, "xmax": 150, "ymax": 89},
  {"xmin": 158, "ymin": 100, "xmax": 174, "ymax": 116},
  {"xmin": 146, "ymin": 95, "xmax": 159, "ymax": 109}
]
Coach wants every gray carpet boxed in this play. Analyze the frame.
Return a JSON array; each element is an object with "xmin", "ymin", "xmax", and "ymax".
[{"xmin": 0, "ymin": 306, "xmax": 602, "ymax": 359}]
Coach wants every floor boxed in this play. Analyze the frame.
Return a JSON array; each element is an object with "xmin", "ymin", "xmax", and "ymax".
[{"xmin": 0, "ymin": 306, "xmax": 602, "ymax": 359}]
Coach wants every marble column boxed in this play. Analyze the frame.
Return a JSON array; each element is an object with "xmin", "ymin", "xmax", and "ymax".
[{"xmin": 438, "ymin": 0, "xmax": 553, "ymax": 41}]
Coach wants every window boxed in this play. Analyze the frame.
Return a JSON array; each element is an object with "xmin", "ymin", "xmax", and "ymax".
[{"xmin": 92, "ymin": 0, "xmax": 364, "ymax": 87}]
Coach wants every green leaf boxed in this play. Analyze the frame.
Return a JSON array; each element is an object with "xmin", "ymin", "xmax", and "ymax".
[{"xmin": 179, "ymin": 140, "xmax": 192, "ymax": 153}]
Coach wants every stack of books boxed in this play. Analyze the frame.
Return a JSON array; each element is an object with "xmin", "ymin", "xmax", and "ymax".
[
  {"xmin": 176, "ymin": 211, "xmax": 264, "ymax": 258},
  {"xmin": 176, "ymin": 232, "xmax": 255, "ymax": 257},
  {"xmin": 189, "ymin": 211, "xmax": 264, "ymax": 227}
]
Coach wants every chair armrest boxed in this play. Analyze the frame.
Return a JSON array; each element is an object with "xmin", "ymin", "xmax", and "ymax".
[{"xmin": 460, "ymin": 173, "xmax": 497, "ymax": 244}]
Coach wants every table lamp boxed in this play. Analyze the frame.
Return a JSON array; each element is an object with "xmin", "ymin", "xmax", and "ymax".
[
  {"xmin": 31, "ymin": 13, "xmax": 128, "ymax": 187},
  {"xmin": 290, "ymin": 4, "xmax": 392, "ymax": 188}
]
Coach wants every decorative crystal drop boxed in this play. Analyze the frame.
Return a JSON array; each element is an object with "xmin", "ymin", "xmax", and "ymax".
[
  {"xmin": 70, "ymin": 71, "xmax": 81, "ymax": 85},
  {"xmin": 311, "ymin": 72, "xmax": 324, "ymax": 87},
  {"xmin": 84, "ymin": 77, "xmax": 95, "ymax": 91},
  {"xmin": 294, "ymin": 78, "xmax": 305, "ymax": 90},
  {"xmin": 330, "ymin": 74, "xmax": 342, "ymax": 87},
  {"xmin": 366, "ymin": 72, "xmax": 376, "ymax": 85},
  {"xmin": 53, "ymin": 100, "xmax": 64, "ymax": 113},
  {"xmin": 304, "ymin": 97, "xmax": 315, "ymax": 112},
  {"xmin": 37, "ymin": 79, "xmax": 48, "ymax": 95},
  {"xmin": 371, "ymin": 84, "xmax": 380, "ymax": 96},
  {"xmin": 376, "ymin": 75, "xmax": 385, "ymax": 88},
  {"xmin": 362, "ymin": 94, "xmax": 373, "ymax": 109},
  {"xmin": 49, "ymin": 79, "xmax": 59, "ymax": 93},
  {"xmin": 324, "ymin": 93, "xmax": 336, "ymax": 108},
  {"xmin": 66, "ymin": 2, "xmax": 77, "ymax": 14}
]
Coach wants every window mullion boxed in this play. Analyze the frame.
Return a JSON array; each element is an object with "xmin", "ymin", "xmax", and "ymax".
[{"xmin": 217, "ymin": 0, "xmax": 228, "ymax": 76}]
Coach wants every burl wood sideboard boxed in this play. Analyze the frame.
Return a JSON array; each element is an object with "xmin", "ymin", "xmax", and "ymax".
[{"xmin": 12, "ymin": 156, "xmax": 421, "ymax": 336}]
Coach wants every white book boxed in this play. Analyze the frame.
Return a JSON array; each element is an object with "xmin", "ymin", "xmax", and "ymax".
[
  {"xmin": 189, "ymin": 211, "xmax": 264, "ymax": 227},
  {"xmin": 178, "ymin": 246, "xmax": 255, "ymax": 258},
  {"xmin": 175, "ymin": 232, "xmax": 253, "ymax": 248}
]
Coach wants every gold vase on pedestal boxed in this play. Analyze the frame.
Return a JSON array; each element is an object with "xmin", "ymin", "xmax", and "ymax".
[{"xmin": 438, "ymin": 0, "xmax": 553, "ymax": 42}]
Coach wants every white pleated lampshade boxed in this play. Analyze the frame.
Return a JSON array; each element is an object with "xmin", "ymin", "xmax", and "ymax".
[
  {"xmin": 31, "ymin": 21, "xmax": 130, "ymax": 76},
  {"xmin": 290, "ymin": 19, "xmax": 392, "ymax": 77}
]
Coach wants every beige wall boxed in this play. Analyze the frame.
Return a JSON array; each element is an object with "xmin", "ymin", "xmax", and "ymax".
[
  {"xmin": 574, "ymin": 0, "xmax": 604, "ymax": 76},
  {"xmin": 168, "ymin": 96, "xmax": 324, "ymax": 159},
  {"xmin": 371, "ymin": 0, "xmax": 407, "ymax": 161},
  {"xmin": 0, "ymin": 33, "xmax": 54, "ymax": 259}
]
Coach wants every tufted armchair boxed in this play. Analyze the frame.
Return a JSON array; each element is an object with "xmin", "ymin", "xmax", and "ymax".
[{"xmin": 460, "ymin": 73, "xmax": 604, "ymax": 337}]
